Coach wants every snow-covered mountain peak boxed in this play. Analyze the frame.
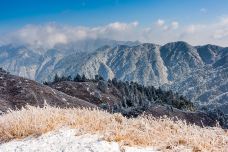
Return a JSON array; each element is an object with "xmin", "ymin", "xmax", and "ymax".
[{"xmin": 0, "ymin": 41, "xmax": 227, "ymax": 114}]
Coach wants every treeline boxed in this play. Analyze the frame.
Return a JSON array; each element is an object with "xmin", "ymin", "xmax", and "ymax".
[
  {"xmin": 43, "ymin": 74, "xmax": 101, "ymax": 85},
  {"xmin": 109, "ymin": 78, "xmax": 194, "ymax": 111},
  {"xmin": 44, "ymin": 74, "xmax": 195, "ymax": 111},
  {"xmin": 0, "ymin": 68, "xmax": 9, "ymax": 74}
]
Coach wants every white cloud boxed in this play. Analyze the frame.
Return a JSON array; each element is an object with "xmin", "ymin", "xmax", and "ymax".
[
  {"xmin": 186, "ymin": 25, "xmax": 197, "ymax": 34},
  {"xmin": 184, "ymin": 24, "xmax": 206, "ymax": 34},
  {"xmin": 2, "ymin": 24, "xmax": 68, "ymax": 49},
  {"xmin": 107, "ymin": 22, "xmax": 130, "ymax": 31},
  {"xmin": 213, "ymin": 17, "xmax": 228, "ymax": 39},
  {"xmin": 179, "ymin": 17, "xmax": 228, "ymax": 46},
  {"xmin": 1, "ymin": 22, "xmax": 139, "ymax": 49},
  {"xmin": 155, "ymin": 19, "xmax": 179, "ymax": 31},
  {"xmin": 200, "ymin": 8, "xmax": 207, "ymax": 13},
  {"xmin": 171, "ymin": 21, "xmax": 179, "ymax": 30},
  {"xmin": 132, "ymin": 21, "xmax": 139, "ymax": 27},
  {"xmin": 145, "ymin": 17, "xmax": 228, "ymax": 46},
  {"xmin": 1, "ymin": 17, "xmax": 228, "ymax": 48},
  {"xmin": 156, "ymin": 19, "xmax": 165, "ymax": 27}
]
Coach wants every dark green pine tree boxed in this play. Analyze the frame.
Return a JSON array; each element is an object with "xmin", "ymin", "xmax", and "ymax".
[
  {"xmin": 81, "ymin": 74, "xmax": 87, "ymax": 82},
  {"xmin": 74, "ymin": 74, "xmax": 82, "ymax": 82},
  {"xmin": 54, "ymin": 74, "xmax": 60, "ymax": 83}
]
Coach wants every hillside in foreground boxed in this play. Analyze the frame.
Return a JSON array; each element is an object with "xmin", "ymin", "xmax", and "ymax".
[
  {"xmin": 48, "ymin": 77, "xmax": 219, "ymax": 127},
  {"xmin": 0, "ymin": 68, "xmax": 96, "ymax": 113},
  {"xmin": 0, "ymin": 106, "xmax": 227, "ymax": 151},
  {"xmin": 0, "ymin": 68, "xmax": 227, "ymax": 151},
  {"xmin": 1, "ymin": 68, "xmax": 227, "ymax": 128}
]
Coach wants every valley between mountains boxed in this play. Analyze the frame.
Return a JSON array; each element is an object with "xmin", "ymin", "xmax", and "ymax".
[{"xmin": 0, "ymin": 40, "xmax": 227, "ymax": 114}]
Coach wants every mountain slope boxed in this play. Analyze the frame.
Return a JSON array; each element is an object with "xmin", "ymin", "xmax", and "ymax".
[
  {"xmin": 0, "ymin": 68, "xmax": 96, "ymax": 113},
  {"xmin": 0, "ymin": 41, "xmax": 227, "ymax": 114},
  {"xmin": 0, "ymin": 39, "xmax": 140, "ymax": 81},
  {"xmin": 50, "ymin": 42, "xmax": 227, "ymax": 113},
  {"xmin": 48, "ymin": 80, "xmax": 217, "ymax": 127}
]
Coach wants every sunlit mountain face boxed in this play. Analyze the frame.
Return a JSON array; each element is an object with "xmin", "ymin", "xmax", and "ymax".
[{"xmin": 0, "ymin": 40, "xmax": 227, "ymax": 115}]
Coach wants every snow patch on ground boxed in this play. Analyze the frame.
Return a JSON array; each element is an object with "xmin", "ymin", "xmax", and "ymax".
[
  {"xmin": 51, "ymin": 89, "xmax": 57, "ymax": 95},
  {"xmin": 0, "ymin": 128, "xmax": 157, "ymax": 152}
]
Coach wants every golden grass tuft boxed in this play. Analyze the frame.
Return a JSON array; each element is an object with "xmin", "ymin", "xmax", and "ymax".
[{"xmin": 0, "ymin": 106, "xmax": 227, "ymax": 151}]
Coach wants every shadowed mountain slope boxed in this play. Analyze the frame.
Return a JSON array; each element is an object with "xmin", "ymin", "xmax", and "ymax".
[{"xmin": 0, "ymin": 69, "xmax": 96, "ymax": 113}]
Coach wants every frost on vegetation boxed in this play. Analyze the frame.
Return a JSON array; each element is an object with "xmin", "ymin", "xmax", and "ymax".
[
  {"xmin": 0, "ymin": 127, "xmax": 159, "ymax": 152},
  {"xmin": 0, "ymin": 106, "xmax": 227, "ymax": 151}
]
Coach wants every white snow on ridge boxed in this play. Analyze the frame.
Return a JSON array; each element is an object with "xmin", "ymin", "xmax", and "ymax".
[
  {"xmin": 1, "ymin": 42, "xmax": 227, "ymax": 113},
  {"xmin": 0, "ymin": 128, "xmax": 158, "ymax": 152}
]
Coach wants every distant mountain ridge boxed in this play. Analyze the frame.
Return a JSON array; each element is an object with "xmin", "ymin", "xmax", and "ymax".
[{"xmin": 0, "ymin": 40, "xmax": 227, "ymax": 113}]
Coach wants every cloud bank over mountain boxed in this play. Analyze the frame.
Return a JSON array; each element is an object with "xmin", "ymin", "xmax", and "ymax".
[{"xmin": 1, "ymin": 17, "xmax": 228, "ymax": 48}]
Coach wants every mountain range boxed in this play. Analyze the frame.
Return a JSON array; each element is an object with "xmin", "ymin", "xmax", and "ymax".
[
  {"xmin": 0, "ymin": 68, "xmax": 220, "ymax": 127},
  {"xmin": 0, "ymin": 39, "xmax": 227, "ymax": 114}
]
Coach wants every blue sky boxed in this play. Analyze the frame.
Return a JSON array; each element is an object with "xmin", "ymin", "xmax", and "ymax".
[
  {"xmin": 1, "ymin": 0, "xmax": 228, "ymax": 46},
  {"xmin": 1, "ymin": 0, "xmax": 228, "ymax": 29}
]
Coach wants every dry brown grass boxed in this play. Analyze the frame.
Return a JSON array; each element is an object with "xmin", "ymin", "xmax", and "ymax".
[{"xmin": 0, "ymin": 106, "xmax": 227, "ymax": 151}]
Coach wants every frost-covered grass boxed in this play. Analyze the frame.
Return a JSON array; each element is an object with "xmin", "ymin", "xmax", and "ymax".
[
  {"xmin": 0, "ymin": 106, "xmax": 227, "ymax": 151},
  {"xmin": 0, "ymin": 127, "xmax": 157, "ymax": 152}
]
